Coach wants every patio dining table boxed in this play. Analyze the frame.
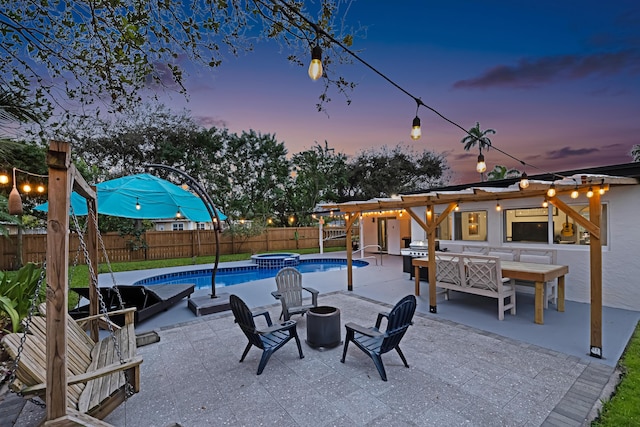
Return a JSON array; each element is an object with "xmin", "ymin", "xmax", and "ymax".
[
  {"xmin": 413, "ymin": 258, "xmax": 569, "ymax": 325},
  {"xmin": 500, "ymin": 260, "xmax": 569, "ymax": 325}
]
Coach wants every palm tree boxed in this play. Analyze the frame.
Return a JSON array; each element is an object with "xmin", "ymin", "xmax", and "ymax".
[
  {"xmin": 631, "ymin": 144, "xmax": 640, "ymax": 162},
  {"xmin": 487, "ymin": 165, "xmax": 521, "ymax": 181},
  {"xmin": 0, "ymin": 88, "xmax": 40, "ymax": 140},
  {"xmin": 460, "ymin": 122, "xmax": 496, "ymax": 181}
]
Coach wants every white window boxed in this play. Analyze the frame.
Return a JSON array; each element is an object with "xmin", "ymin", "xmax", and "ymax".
[
  {"xmin": 172, "ymin": 223, "xmax": 184, "ymax": 231},
  {"xmin": 453, "ymin": 211, "xmax": 487, "ymax": 241}
]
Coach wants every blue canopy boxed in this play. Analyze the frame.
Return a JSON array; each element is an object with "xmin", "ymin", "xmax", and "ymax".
[{"xmin": 35, "ymin": 173, "xmax": 226, "ymax": 222}]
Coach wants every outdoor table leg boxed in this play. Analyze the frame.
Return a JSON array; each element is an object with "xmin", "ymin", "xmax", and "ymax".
[
  {"xmin": 414, "ymin": 265, "xmax": 421, "ymax": 296},
  {"xmin": 558, "ymin": 276, "xmax": 565, "ymax": 312},
  {"xmin": 535, "ymin": 281, "xmax": 544, "ymax": 324}
]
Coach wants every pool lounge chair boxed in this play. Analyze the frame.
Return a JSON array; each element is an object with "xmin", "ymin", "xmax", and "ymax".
[{"xmin": 71, "ymin": 283, "xmax": 195, "ymax": 324}]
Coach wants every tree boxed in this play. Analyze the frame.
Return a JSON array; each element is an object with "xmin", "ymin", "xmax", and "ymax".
[
  {"xmin": 487, "ymin": 165, "xmax": 520, "ymax": 181},
  {"xmin": 289, "ymin": 141, "xmax": 348, "ymax": 225},
  {"xmin": 224, "ymin": 130, "xmax": 290, "ymax": 221},
  {"xmin": 460, "ymin": 122, "xmax": 496, "ymax": 182},
  {"xmin": 1, "ymin": 87, "xmax": 41, "ymax": 157},
  {"xmin": 1, "ymin": 1, "xmax": 358, "ymax": 121},
  {"xmin": 346, "ymin": 144, "xmax": 449, "ymax": 200},
  {"xmin": 632, "ymin": 145, "xmax": 640, "ymax": 162},
  {"xmin": 59, "ymin": 104, "xmax": 203, "ymax": 178}
]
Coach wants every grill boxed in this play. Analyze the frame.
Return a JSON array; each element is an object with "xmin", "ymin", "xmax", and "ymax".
[{"xmin": 407, "ymin": 240, "xmax": 439, "ymax": 256}]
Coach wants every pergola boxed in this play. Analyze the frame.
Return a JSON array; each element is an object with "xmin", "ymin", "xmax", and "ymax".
[{"xmin": 322, "ymin": 174, "xmax": 638, "ymax": 359}]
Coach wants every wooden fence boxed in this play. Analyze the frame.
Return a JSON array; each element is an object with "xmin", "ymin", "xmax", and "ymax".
[{"xmin": 0, "ymin": 227, "xmax": 348, "ymax": 270}]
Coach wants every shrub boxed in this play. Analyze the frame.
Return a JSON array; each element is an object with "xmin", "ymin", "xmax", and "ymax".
[{"xmin": 0, "ymin": 263, "xmax": 46, "ymax": 333}]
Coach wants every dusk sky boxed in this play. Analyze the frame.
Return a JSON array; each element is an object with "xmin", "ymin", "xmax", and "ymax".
[{"xmin": 164, "ymin": 1, "xmax": 640, "ymax": 184}]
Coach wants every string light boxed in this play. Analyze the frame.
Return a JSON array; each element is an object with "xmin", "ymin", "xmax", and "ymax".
[
  {"xmin": 308, "ymin": 43, "xmax": 323, "ymax": 80},
  {"xmin": 454, "ymin": 203, "xmax": 460, "ymax": 212},
  {"xmin": 519, "ymin": 172, "xmax": 529, "ymax": 189},
  {"xmin": 571, "ymin": 186, "xmax": 579, "ymax": 199},
  {"xmin": 135, "ymin": 198, "xmax": 141, "ymax": 210},
  {"xmin": 586, "ymin": 187, "xmax": 594, "ymax": 198},
  {"xmin": 476, "ymin": 153, "xmax": 486, "ymax": 174},
  {"xmin": 410, "ymin": 100, "xmax": 421, "ymax": 140},
  {"xmin": 285, "ymin": 2, "xmax": 580, "ymax": 181},
  {"xmin": 542, "ymin": 200, "xmax": 548, "ymax": 208},
  {"xmin": 547, "ymin": 184, "xmax": 556, "ymax": 198},
  {"xmin": 2, "ymin": 167, "xmax": 49, "ymax": 215},
  {"xmin": 176, "ymin": 208, "xmax": 182, "ymax": 218},
  {"xmin": 496, "ymin": 202, "xmax": 502, "ymax": 211},
  {"xmin": 410, "ymin": 116, "xmax": 421, "ymax": 140},
  {"xmin": 598, "ymin": 180, "xmax": 606, "ymax": 195}
]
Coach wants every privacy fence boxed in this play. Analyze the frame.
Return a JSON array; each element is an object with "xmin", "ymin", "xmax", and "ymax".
[{"xmin": 0, "ymin": 227, "xmax": 349, "ymax": 270}]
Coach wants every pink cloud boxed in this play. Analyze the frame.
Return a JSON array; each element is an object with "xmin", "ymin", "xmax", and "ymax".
[{"xmin": 453, "ymin": 50, "xmax": 640, "ymax": 89}]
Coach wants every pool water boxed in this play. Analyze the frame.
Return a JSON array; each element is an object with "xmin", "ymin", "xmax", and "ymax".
[{"xmin": 134, "ymin": 258, "xmax": 368, "ymax": 290}]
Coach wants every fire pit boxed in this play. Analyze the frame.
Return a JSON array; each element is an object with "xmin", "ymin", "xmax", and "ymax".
[{"xmin": 306, "ymin": 306, "xmax": 341, "ymax": 349}]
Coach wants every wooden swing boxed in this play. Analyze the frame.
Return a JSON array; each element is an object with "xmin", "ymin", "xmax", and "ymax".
[{"xmin": 1, "ymin": 141, "xmax": 142, "ymax": 426}]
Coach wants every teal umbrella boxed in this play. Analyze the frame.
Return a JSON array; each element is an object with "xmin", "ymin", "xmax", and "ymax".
[{"xmin": 35, "ymin": 173, "xmax": 226, "ymax": 222}]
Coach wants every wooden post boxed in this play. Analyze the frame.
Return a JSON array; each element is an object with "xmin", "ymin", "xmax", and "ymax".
[
  {"xmin": 46, "ymin": 140, "xmax": 72, "ymax": 420},
  {"xmin": 345, "ymin": 213, "xmax": 358, "ymax": 292},
  {"xmin": 426, "ymin": 205, "xmax": 438, "ymax": 313},
  {"xmin": 589, "ymin": 191, "xmax": 603, "ymax": 358},
  {"xmin": 346, "ymin": 216, "xmax": 353, "ymax": 291}
]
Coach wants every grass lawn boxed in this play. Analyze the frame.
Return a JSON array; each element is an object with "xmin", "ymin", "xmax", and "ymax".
[{"xmin": 591, "ymin": 321, "xmax": 640, "ymax": 425}]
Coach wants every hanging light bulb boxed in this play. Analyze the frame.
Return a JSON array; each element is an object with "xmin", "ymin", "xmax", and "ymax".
[
  {"xmin": 496, "ymin": 202, "xmax": 502, "ymax": 211},
  {"xmin": 542, "ymin": 200, "xmax": 548, "ymax": 208},
  {"xmin": 586, "ymin": 187, "xmax": 594, "ymax": 198},
  {"xmin": 308, "ymin": 44, "xmax": 323, "ymax": 80},
  {"xmin": 176, "ymin": 208, "xmax": 182, "ymax": 218},
  {"xmin": 598, "ymin": 180, "xmax": 606, "ymax": 195},
  {"xmin": 571, "ymin": 186, "xmax": 579, "ymax": 199},
  {"xmin": 0, "ymin": 171, "xmax": 8, "ymax": 185},
  {"xmin": 22, "ymin": 183, "xmax": 32, "ymax": 193},
  {"xmin": 519, "ymin": 172, "xmax": 529, "ymax": 189},
  {"xmin": 410, "ymin": 116, "xmax": 421, "ymax": 140},
  {"xmin": 36, "ymin": 183, "xmax": 46, "ymax": 193},
  {"xmin": 476, "ymin": 153, "xmax": 487, "ymax": 173},
  {"xmin": 135, "ymin": 198, "xmax": 141, "ymax": 210},
  {"xmin": 454, "ymin": 203, "xmax": 460, "ymax": 212},
  {"xmin": 547, "ymin": 184, "xmax": 556, "ymax": 198}
]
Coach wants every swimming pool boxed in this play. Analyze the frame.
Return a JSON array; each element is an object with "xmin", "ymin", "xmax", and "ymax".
[{"xmin": 134, "ymin": 258, "xmax": 369, "ymax": 290}]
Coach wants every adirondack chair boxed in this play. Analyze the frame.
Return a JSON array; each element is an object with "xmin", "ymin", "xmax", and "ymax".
[
  {"xmin": 340, "ymin": 295, "xmax": 417, "ymax": 381},
  {"xmin": 272, "ymin": 267, "xmax": 319, "ymax": 321},
  {"xmin": 1, "ymin": 303, "xmax": 142, "ymax": 420},
  {"xmin": 230, "ymin": 294, "xmax": 304, "ymax": 375}
]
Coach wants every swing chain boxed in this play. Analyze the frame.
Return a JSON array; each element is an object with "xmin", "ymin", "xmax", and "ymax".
[
  {"xmin": 72, "ymin": 206, "xmax": 133, "ymax": 398},
  {"xmin": 5, "ymin": 260, "xmax": 48, "ymax": 408},
  {"xmin": 68, "ymin": 214, "xmax": 88, "ymax": 298},
  {"xmin": 88, "ymin": 205, "xmax": 125, "ymax": 309},
  {"xmin": 85, "ymin": 205, "xmax": 134, "ymax": 398}
]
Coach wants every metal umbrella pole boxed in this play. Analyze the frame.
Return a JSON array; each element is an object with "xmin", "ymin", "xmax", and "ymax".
[{"xmin": 145, "ymin": 164, "xmax": 221, "ymax": 298}]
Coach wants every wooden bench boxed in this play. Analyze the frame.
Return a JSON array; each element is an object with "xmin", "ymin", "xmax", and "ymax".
[
  {"xmin": 435, "ymin": 253, "xmax": 516, "ymax": 320},
  {"xmin": 1, "ymin": 305, "xmax": 142, "ymax": 420},
  {"xmin": 463, "ymin": 246, "xmax": 558, "ymax": 308}
]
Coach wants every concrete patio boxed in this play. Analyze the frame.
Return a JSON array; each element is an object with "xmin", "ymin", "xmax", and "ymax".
[{"xmin": 7, "ymin": 252, "xmax": 640, "ymax": 426}]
